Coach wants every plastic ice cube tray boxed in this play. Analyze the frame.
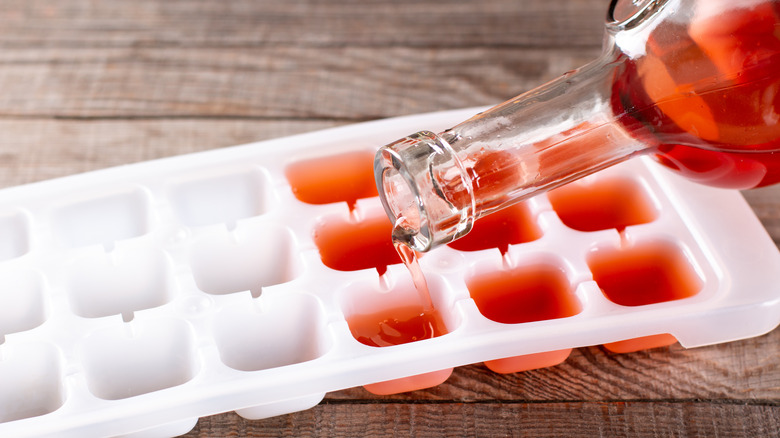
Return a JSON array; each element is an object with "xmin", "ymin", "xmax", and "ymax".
[{"xmin": 0, "ymin": 108, "xmax": 778, "ymax": 438}]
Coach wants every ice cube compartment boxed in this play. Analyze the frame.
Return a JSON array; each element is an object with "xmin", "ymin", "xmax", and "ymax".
[{"xmin": 0, "ymin": 107, "xmax": 778, "ymax": 438}]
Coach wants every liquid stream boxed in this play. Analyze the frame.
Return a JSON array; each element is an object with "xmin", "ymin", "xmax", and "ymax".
[{"xmin": 393, "ymin": 221, "xmax": 435, "ymax": 313}]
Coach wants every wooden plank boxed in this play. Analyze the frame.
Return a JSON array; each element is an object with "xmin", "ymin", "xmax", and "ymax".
[
  {"xmin": 0, "ymin": 47, "xmax": 601, "ymax": 119},
  {"xmin": 328, "ymin": 330, "xmax": 780, "ymax": 402},
  {"xmin": 186, "ymin": 401, "xmax": 780, "ymax": 437},
  {"xmin": 742, "ymin": 186, "xmax": 780, "ymax": 246},
  {"xmin": 0, "ymin": 0, "xmax": 606, "ymax": 49},
  {"xmin": 0, "ymin": 119, "xmax": 343, "ymax": 187}
]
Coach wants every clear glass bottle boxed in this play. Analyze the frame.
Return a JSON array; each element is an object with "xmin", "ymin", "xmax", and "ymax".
[{"xmin": 374, "ymin": 0, "xmax": 780, "ymax": 252}]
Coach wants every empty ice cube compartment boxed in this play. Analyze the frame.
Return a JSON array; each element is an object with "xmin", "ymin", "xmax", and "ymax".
[
  {"xmin": 0, "ymin": 343, "xmax": 64, "ymax": 423},
  {"xmin": 0, "ymin": 269, "xmax": 47, "ymax": 339},
  {"xmin": 212, "ymin": 293, "xmax": 331, "ymax": 372},
  {"xmin": 50, "ymin": 187, "xmax": 153, "ymax": 249},
  {"xmin": 447, "ymin": 202, "xmax": 541, "ymax": 254},
  {"xmin": 80, "ymin": 319, "xmax": 198, "ymax": 400},
  {"xmin": 65, "ymin": 247, "xmax": 176, "ymax": 319},
  {"xmin": 0, "ymin": 210, "xmax": 31, "ymax": 262},
  {"xmin": 548, "ymin": 175, "xmax": 659, "ymax": 232},
  {"xmin": 189, "ymin": 223, "xmax": 301, "ymax": 296},
  {"xmin": 284, "ymin": 149, "xmax": 378, "ymax": 209},
  {"xmin": 587, "ymin": 239, "xmax": 703, "ymax": 307},
  {"xmin": 167, "ymin": 167, "xmax": 272, "ymax": 228}
]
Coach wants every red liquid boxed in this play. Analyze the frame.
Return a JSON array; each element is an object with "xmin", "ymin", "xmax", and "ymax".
[
  {"xmin": 467, "ymin": 264, "xmax": 578, "ymax": 372},
  {"xmin": 354, "ymin": 229, "xmax": 447, "ymax": 394},
  {"xmin": 447, "ymin": 202, "xmax": 541, "ymax": 254},
  {"xmin": 348, "ymin": 306, "xmax": 447, "ymax": 348},
  {"xmin": 484, "ymin": 349, "xmax": 572, "ymax": 374},
  {"xmin": 614, "ymin": 2, "xmax": 780, "ymax": 189},
  {"xmin": 348, "ymin": 295, "xmax": 450, "ymax": 394},
  {"xmin": 548, "ymin": 176, "xmax": 658, "ymax": 233},
  {"xmin": 394, "ymin": 240, "xmax": 434, "ymax": 311},
  {"xmin": 313, "ymin": 213, "xmax": 400, "ymax": 274},
  {"xmin": 588, "ymin": 240, "xmax": 702, "ymax": 307},
  {"xmin": 603, "ymin": 333, "xmax": 678, "ymax": 354},
  {"xmin": 284, "ymin": 150, "xmax": 378, "ymax": 210},
  {"xmin": 362, "ymin": 368, "xmax": 453, "ymax": 395},
  {"xmin": 466, "ymin": 264, "xmax": 581, "ymax": 324}
]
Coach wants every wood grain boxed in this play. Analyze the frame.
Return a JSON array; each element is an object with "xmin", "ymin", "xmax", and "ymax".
[
  {"xmin": 0, "ymin": 0, "xmax": 777, "ymax": 436},
  {"xmin": 0, "ymin": 47, "xmax": 599, "ymax": 119},
  {"xmin": 742, "ymin": 185, "xmax": 780, "ymax": 246},
  {"xmin": 328, "ymin": 331, "xmax": 780, "ymax": 402},
  {"xmin": 0, "ymin": 119, "xmax": 342, "ymax": 187},
  {"xmin": 0, "ymin": 0, "xmax": 605, "ymax": 49},
  {"xmin": 188, "ymin": 402, "xmax": 780, "ymax": 437}
]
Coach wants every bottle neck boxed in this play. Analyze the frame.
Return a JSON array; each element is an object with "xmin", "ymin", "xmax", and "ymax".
[
  {"xmin": 375, "ymin": 47, "xmax": 649, "ymax": 252},
  {"xmin": 376, "ymin": 0, "xmax": 780, "ymax": 252}
]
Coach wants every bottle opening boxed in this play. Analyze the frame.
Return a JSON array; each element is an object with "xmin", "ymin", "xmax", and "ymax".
[
  {"xmin": 374, "ymin": 131, "xmax": 475, "ymax": 252},
  {"xmin": 375, "ymin": 146, "xmax": 430, "ymax": 251},
  {"xmin": 608, "ymin": 0, "xmax": 669, "ymax": 30}
]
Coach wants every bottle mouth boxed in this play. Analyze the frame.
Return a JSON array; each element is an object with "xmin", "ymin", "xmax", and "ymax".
[
  {"xmin": 607, "ymin": 0, "xmax": 670, "ymax": 31},
  {"xmin": 374, "ymin": 147, "xmax": 430, "ymax": 251},
  {"xmin": 374, "ymin": 131, "xmax": 475, "ymax": 252}
]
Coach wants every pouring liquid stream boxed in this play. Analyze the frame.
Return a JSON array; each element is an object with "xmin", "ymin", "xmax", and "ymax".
[
  {"xmin": 344, "ymin": 220, "xmax": 444, "ymax": 349},
  {"xmin": 392, "ymin": 219, "xmax": 435, "ymax": 312}
]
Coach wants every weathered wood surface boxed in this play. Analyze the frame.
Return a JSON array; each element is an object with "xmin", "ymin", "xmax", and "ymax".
[
  {"xmin": 0, "ymin": 0, "xmax": 777, "ymax": 437},
  {"xmin": 191, "ymin": 402, "xmax": 780, "ymax": 437},
  {"xmin": 0, "ymin": 0, "xmax": 605, "ymax": 49}
]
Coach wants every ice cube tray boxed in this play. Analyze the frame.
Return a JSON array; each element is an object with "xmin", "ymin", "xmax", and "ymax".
[{"xmin": 0, "ymin": 107, "xmax": 778, "ymax": 438}]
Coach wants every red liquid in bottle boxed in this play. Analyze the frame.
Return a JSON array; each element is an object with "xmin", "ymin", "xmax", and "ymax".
[{"xmin": 614, "ymin": 2, "xmax": 780, "ymax": 189}]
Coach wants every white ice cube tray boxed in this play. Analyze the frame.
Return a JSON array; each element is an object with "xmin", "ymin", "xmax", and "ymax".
[{"xmin": 0, "ymin": 108, "xmax": 778, "ymax": 438}]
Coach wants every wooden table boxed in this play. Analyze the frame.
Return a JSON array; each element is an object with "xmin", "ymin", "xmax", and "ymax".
[{"xmin": 1, "ymin": 1, "xmax": 778, "ymax": 436}]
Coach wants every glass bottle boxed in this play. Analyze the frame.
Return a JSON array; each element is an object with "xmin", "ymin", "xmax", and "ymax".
[{"xmin": 374, "ymin": 0, "xmax": 780, "ymax": 252}]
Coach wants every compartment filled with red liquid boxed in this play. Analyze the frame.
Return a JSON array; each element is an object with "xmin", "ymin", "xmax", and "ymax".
[
  {"xmin": 348, "ymin": 306, "xmax": 447, "ymax": 349},
  {"xmin": 465, "ymin": 262, "xmax": 581, "ymax": 373},
  {"xmin": 284, "ymin": 150, "xmax": 378, "ymax": 210},
  {"xmin": 313, "ymin": 211, "xmax": 401, "ymax": 275},
  {"xmin": 447, "ymin": 202, "xmax": 541, "ymax": 255},
  {"xmin": 548, "ymin": 176, "xmax": 658, "ymax": 233},
  {"xmin": 348, "ymin": 307, "xmax": 451, "ymax": 394},
  {"xmin": 587, "ymin": 239, "xmax": 703, "ymax": 352},
  {"xmin": 343, "ymin": 279, "xmax": 453, "ymax": 395}
]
